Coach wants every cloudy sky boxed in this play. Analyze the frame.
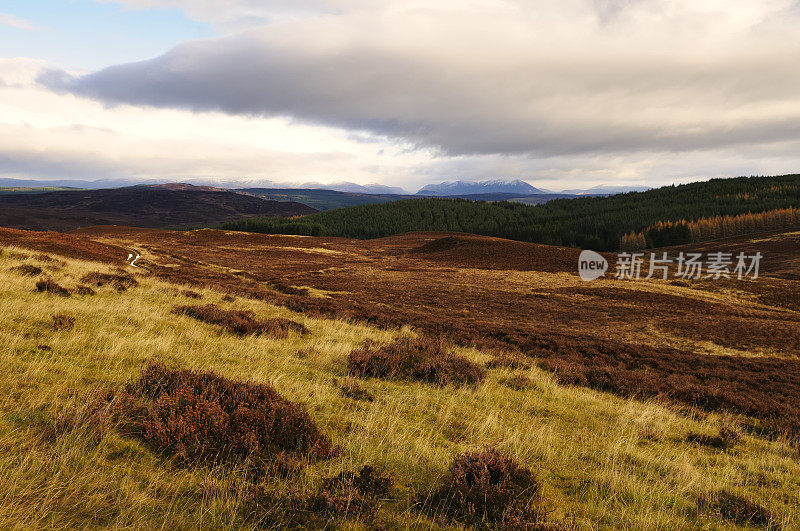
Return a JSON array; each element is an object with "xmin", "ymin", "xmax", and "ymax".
[{"xmin": 2, "ymin": 0, "xmax": 800, "ymax": 192}]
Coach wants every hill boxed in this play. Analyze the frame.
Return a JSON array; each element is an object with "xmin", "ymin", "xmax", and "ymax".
[
  {"xmin": 0, "ymin": 187, "xmax": 316, "ymax": 231},
  {"xmin": 1, "ymin": 225, "xmax": 798, "ymax": 528},
  {"xmin": 417, "ymin": 179, "xmax": 546, "ymax": 196},
  {"xmin": 238, "ymin": 188, "xmax": 413, "ymax": 211},
  {"xmin": 225, "ymin": 174, "xmax": 800, "ymax": 250}
]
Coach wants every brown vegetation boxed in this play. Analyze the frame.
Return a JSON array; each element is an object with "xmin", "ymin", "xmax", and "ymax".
[
  {"xmin": 73, "ymin": 285, "xmax": 96, "ymax": 296},
  {"xmin": 699, "ymin": 491, "xmax": 779, "ymax": 529},
  {"xmin": 34, "ymin": 279, "xmax": 70, "ymax": 297},
  {"xmin": 180, "ymin": 289, "xmax": 203, "ymax": 299},
  {"xmin": 97, "ymin": 362, "xmax": 334, "ymax": 474},
  {"xmin": 243, "ymin": 465, "xmax": 392, "ymax": 527},
  {"xmin": 80, "ymin": 271, "xmax": 138, "ymax": 291},
  {"xmin": 51, "ymin": 314, "xmax": 75, "ymax": 331},
  {"xmin": 172, "ymin": 304, "xmax": 308, "ymax": 338},
  {"xmin": 422, "ymin": 448, "xmax": 550, "ymax": 529},
  {"xmin": 10, "ymin": 264, "xmax": 42, "ymax": 276},
  {"xmin": 622, "ymin": 206, "xmax": 800, "ymax": 250},
  {"xmin": 347, "ymin": 338, "xmax": 486, "ymax": 386}
]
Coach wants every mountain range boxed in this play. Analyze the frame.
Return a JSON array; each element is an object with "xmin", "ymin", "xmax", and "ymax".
[{"xmin": 416, "ymin": 179, "xmax": 547, "ymax": 196}]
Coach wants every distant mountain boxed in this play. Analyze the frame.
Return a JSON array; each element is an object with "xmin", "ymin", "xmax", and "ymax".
[
  {"xmin": 0, "ymin": 187, "xmax": 316, "ymax": 232},
  {"xmin": 148, "ymin": 182, "xmax": 227, "ymax": 192},
  {"xmin": 416, "ymin": 179, "xmax": 546, "ymax": 196},
  {"xmin": 298, "ymin": 182, "xmax": 407, "ymax": 194},
  {"xmin": 560, "ymin": 185, "xmax": 652, "ymax": 195}
]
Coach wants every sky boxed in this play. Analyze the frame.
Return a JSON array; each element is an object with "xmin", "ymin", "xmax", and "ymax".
[{"xmin": 2, "ymin": 0, "xmax": 800, "ymax": 192}]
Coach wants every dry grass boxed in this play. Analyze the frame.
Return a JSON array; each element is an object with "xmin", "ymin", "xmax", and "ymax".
[
  {"xmin": 172, "ymin": 304, "xmax": 309, "ymax": 338},
  {"xmin": 0, "ymin": 244, "xmax": 798, "ymax": 529},
  {"xmin": 34, "ymin": 278, "xmax": 71, "ymax": 297},
  {"xmin": 50, "ymin": 314, "xmax": 75, "ymax": 331},
  {"xmin": 347, "ymin": 337, "xmax": 487, "ymax": 386}
]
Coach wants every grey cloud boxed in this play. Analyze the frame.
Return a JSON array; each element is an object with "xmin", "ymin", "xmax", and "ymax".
[{"xmin": 40, "ymin": 4, "xmax": 800, "ymax": 158}]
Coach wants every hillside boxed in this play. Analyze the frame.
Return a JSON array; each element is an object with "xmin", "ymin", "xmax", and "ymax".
[
  {"xmin": 238, "ymin": 187, "xmax": 413, "ymax": 211},
  {"xmin": 1, "ymin": 226, "xmax": 798, "ymax": 528},
  {"xmin": 224, "ymin": 174, "xmax": 800, "ymax": 250},
  {"xmin": 0, "ymin": 187, "xmax": 316, "ymax": 231}
]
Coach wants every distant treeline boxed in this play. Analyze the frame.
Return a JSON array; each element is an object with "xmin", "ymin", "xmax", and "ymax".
[
  {"xmin": 620, "ymin": 207, "xmax": 800, "ymax": 250},
  {"xmin": 222, "ymin": 174, "xmax": 800, "ymax": 250}
]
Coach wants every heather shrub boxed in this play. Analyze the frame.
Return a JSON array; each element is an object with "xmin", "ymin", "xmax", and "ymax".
[
  {"xmin": 51, "ymin": 314, "xmax": 75, "ymax": 331},
  {"xmin": 699, "ymin": 491, "xmax": 779, "ymax": 529},
  {"xmin": 181, "ymin": 289, "xmax": 203, "ymax": 299},
  {"xmin": 347, "ymin": 337, "xmax": 486, "ymax": 386},
  {"xmin": 243, "ymin": 465, "xmax": 391, "ymax": 527},
  {"xmin": 35, "ymin": 279, "xmax": 71, "ymax": 297},
  {"xmin": 10, "ymin": 264, "xmax": 42, "ymax": 276},
  {"xmin": 172, "ymin": 304, "xmax": 309, "ymax": 337},
  {"xmin": 271, "ymin": 280, "xmax": 310, "ymax": 296},
  {"xmin": 80, "ymin": 270, "xmax": 138, "ymax": 291},
  {"xmin": 422, "ymin": 448, "xmax": 549, "ymax": 529},
  {"xmin": 98, "ymin": 362, "xmax": 334, "ymax": 474},
  {"xmin": 73, "ymin": 285, "xmax": 96, "ymax": 296},
  {"xmin": 322, "ymin": 465, "xmax": 393, "ymax": 498}
]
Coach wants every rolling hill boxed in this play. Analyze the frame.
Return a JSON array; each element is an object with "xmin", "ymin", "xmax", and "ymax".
[
  {"xmin": 224, "ymin": 174, "xmax": 800, "ymax": 250},
  {"xmin": 0, "ymin": 186, "xmax": 316, "ymax": 231}
]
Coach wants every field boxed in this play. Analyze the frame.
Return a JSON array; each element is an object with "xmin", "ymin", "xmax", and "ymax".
[{"xmin": 1, "ymin": 225, "xmax": 799, "ymax": 528}]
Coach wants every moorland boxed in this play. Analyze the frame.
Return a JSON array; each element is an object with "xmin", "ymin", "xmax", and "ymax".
[{"xmin": 1, "ymin": 216, "xmax": 799, "ymax": 528}]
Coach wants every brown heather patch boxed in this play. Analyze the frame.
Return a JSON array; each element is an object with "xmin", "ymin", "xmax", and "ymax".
[
  {"xmin": 421, "ymin": 448, "xmax": 552, "ymax": 529},
  {"xmin": 10, "ymin": 264, "xmax": 42, "ymax": 276},
  {"xmin": 35, "ymin": 278, "xmax": 70, "ymax": 297},
  {"xmin": 347, "ymin": 337, "xmax": 486, "ymax": 387},
  {"xmin": 271, "ymin": 279, "xmax": 310, "ymax": 296},
  {"xmin": 526, "ymin": 334, "xmax": 800, "ymax": 440},
  {"xmin": 699, "ymin": 491, "xmax": 780, "ymax": 529},
  {"xmin": 51, "ymin": 314, "xmax": 75, "ymax": 331},
  {"xmin": 242, "ymin": 465, "xmax": 392, "ymax": 527},
  {"xmin": 172, "ymin": 304, "xmax": 308, "ymax": 338},
  {"xmin": 96, "ymin": 362, "xmax": 334, "ymax": 475},
  {"xmin": 180, "ymin": 289, "xmax": 203, "ymax": 299},
  {"xmin": 322, "ymin": 465, "xmax": 393, "ymax": 498},
  {"xmin": 67, "ymin": 227, "xmax": 800, "ymax": 443},
  {"xmin": 73, "ymin": 285, "xmax": 96, "ymax": 296},
  {"xmin": 80, "ymin": 270, "xmax": 138, "ymax": 291}
]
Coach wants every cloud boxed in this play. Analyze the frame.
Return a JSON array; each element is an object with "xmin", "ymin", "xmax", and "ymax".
[
  {"xmin": 44, "ymin": 0, "xmax": 800, "ymax": 159},
  {"xmin": 0, "ymin": 13, "xmax": 36, "ymax": 31}
]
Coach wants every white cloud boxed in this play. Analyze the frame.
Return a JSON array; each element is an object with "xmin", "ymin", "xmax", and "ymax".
[{"xmin": 0, "ymin": 13, "xmax": 36, "ymax": 31}]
